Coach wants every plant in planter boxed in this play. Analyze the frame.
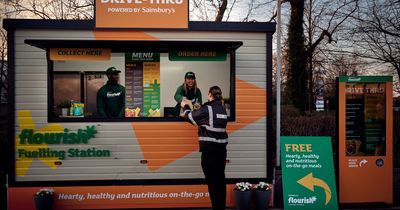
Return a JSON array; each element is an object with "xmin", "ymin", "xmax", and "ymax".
[
  {"xmin": 253, "ymin": 182, "xmax": 272, "ymax": 210},
  {"xmin": 234, "ymin": 182, "xmax": 252, "ymax": 210},
  {"xmin": 57, "ymin": 100, "xmax": 71, "ymax": 108},
  {"xmin": 57, "ymin": 100, "xmax": 71, "ymax": 116},
  {"xmin": 34, "ymin": 188, "xmax": 55, "ymax": 210}
]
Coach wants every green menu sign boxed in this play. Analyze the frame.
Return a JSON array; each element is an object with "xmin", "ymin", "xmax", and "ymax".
[
  {"xmin": 125, "ymin": 52, "xmax": 161, "ymax": 117},
  {"xmin": 169, "ymin": 49, "xmax": 227, "ymax": 61},
  {"xmin": 281, "ymin": 136, "xmax": 338, "ymax": 210}
]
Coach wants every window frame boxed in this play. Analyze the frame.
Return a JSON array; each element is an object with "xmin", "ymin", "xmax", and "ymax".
[{"xmin": 23, "ymin": 40, "xmax": 242, "ymax": 122}]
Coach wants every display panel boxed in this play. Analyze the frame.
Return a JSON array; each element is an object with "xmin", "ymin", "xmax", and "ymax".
[{"xmin": 345, "ymin": 83, "xmax": 386, "ymax": 156}]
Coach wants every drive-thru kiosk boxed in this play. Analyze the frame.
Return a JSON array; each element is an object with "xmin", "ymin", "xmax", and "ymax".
[
  {"xmin": 338, "ymin": 76, "xmax": 393, "ymax": 204},
  {"xmin": 4, "ymin": 17, "xmax": 275, "ymax": 210}
]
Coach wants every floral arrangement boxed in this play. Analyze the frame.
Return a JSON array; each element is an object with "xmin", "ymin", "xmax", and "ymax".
[
  {"xmin": 35, "ymin": 188, "xmax": 55, "ymax": 197},
  {"xmin": 234, "ymin": 182, "xmax": 252, "ymax": 191},
  {"xmin": 253, "ymin": 181, "xmax": 271, "ymax": 191}
]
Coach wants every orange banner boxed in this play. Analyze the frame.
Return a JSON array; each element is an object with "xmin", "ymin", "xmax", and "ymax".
[
  {"xmin": 95, "ymin": 0, "xmax": 188, "ymax": 29},
  {"xmin": 8, "ymin": 185, "xmax": 240, "ymax": 210},
  {"xmin": 50, "ymin": 48, "xmax": 111, "ymax": 61}
]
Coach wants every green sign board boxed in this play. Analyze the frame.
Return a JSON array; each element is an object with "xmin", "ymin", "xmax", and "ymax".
[
  {"xmin": 338, "ymin": 75, "xmax": 392, "ymax": 83},
  {"xmin": 281, "ymin": 136, "xmax": 338, "ymax": 210},
  {"xmin": 169, "ymin": 49, "xmax": 227, "ymax": 61}
]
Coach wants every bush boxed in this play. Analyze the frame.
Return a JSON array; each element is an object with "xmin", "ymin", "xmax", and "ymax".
[{"xmin": 280, "ymin": 105, "xmax": 336, "ymax": 137}]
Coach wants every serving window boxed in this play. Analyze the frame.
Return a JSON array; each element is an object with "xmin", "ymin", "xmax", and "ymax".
[{"xmin": 25, "ymin": 40, "xmax": 242, "ymax": 122}]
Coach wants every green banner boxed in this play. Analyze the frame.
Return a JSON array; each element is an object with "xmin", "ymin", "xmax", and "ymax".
[
  {"xmin": 281, "ymin": 136, "xmax": 338, "ymax": 210},
  {"xmin": 169, "ymin": 49, "xmax": 226, "ymax": 61},
  {"xmin": 338, "ymin": 76, "xmax": 392, "ymax": 83}
]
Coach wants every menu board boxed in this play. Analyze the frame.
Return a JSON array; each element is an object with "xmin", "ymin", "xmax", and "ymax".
[
  {"xmin": 345, "ymin": 83, "xmax": 386, "ymax": 156},
  {"xmin": 143, "ymin": 62, "xmax": 161, "ymax": 117},
  {"xmin": 125, "ymin": 53, "xmax": 160, "ymax": 117},
  {"xmin": 125, "ymin": 63, "xmax": 143, "ymax": 116}
]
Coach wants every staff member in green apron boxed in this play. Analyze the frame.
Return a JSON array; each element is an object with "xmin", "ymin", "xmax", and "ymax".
[
  {"xmin": 174, "ymin": 71, "xmax": 202, "ymax": 116},
  {"xmin": 97, "ymin": 67, "xmax": 125, "ymax": 118}
]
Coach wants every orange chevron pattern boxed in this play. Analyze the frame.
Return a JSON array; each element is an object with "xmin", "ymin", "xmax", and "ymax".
[{"xmin": 132, "ymin": 78, "xmax": 267, "ymax": 171}]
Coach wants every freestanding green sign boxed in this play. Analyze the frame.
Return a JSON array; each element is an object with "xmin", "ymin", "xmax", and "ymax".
[{"xmin": 281, "ymin": 136, "xmax": 338, "ymax": 210}]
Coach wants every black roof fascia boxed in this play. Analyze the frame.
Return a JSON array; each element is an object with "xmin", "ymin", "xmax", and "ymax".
[
  {"xmin": 24, "ymin": 39, "xmax": 243, "ymax": 51},
  {"xmin": 3, "ymin": 19, "xmax": 276, "ymax": 33},
  {"xmin": 3, "ymin": 19, "xmax": 94, "ymax": 30}
]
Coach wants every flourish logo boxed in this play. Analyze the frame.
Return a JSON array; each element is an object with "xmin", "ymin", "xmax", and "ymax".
[
  {"xmin": 288, "ymin": 196, "xmax": 317, "ymax": 204},
  {"xmin": 348, "ymin": 77, "xmax": 362, "ymax": 82}
]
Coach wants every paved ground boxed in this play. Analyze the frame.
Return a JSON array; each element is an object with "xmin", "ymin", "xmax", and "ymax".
[
  {"xmin": 104, "ymin": 206, "xmax": 400, "ymax": 210},
  {"xmin": 187, "ymin": 208, "xmax": 399, "ymax": 210},
  {"xmin": 112, "ymin": 208, "xmax": 400, "ymax": 210}
]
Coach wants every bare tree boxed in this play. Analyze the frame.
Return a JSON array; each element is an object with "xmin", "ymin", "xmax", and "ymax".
[
  {"xmin": 0, "ymin": 0, "xmax": 95, "ymax": 102},
  {"xmin": 4, "ymin": 0, "xmax": 93, "ymax": 19},
  {"xmin": 190, "ymin": 0, "xmax": 232, "ymax": 21},
  {"xmin": 304, "ymin": 0, "xmax": 358, "ymax": 111},
  {"xmin": 0, "ymin": 28, "xmax": 6, "ymax": 104},
  {"xmin": 214, "ymin": 0, "xmax": 228, "ymax": 22},
  {"xmin": 283, "ymin": 0, "xmax": 358, "ymax": 112},
  {"xmin": 1, "ymin": 1, "xmax": 9, "ymax": 104},
  {"xmin": 190, "ymin": 0, "xmax": 275, "ymax": 22},
  {"xmin": 239, "ymin": 0, "xmax": 275, "ymax": 22},
  {"xmin": 349, "ymin": 0, "xmax": 400, "ymax": 82}
]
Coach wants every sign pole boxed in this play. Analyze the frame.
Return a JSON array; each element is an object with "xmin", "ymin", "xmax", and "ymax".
[
  {"xmin": 276, "ymin": 0, "xmax": 282, "ymax": 168},
  {"xmin": 274, "ymin": 1, "xmax": 282, "ymax": 206}
]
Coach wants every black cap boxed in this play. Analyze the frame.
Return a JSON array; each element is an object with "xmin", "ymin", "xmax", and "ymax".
[
  {"xmin": 185, "ymin": 71, "xmax": 196, "ymax": 79},
  {"xmin": 106, "ymin": 67, "xmax": 121, "ymax": 74}
]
